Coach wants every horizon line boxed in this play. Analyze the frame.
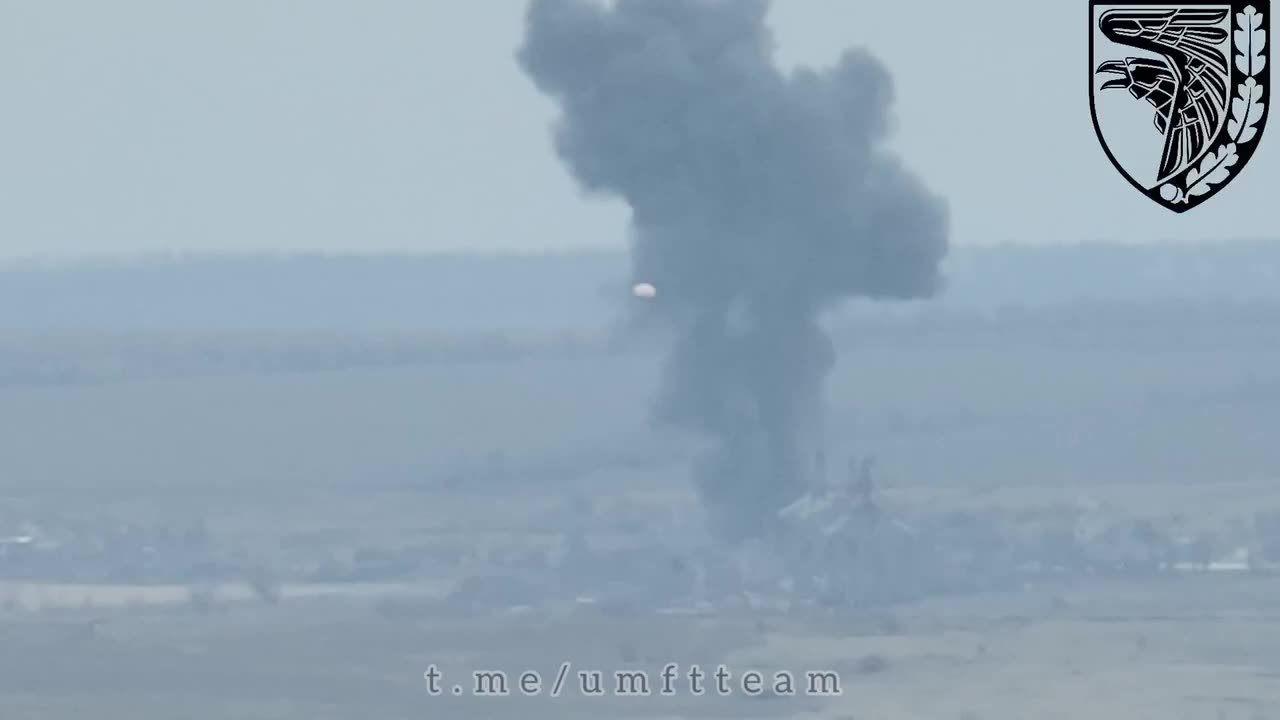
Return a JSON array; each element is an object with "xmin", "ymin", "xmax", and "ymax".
[{"xmin": 3, "ymin": 237, "xmax": 1279, "ymax": 271}]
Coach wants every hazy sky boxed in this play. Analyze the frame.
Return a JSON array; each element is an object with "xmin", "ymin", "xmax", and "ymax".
[{"xmin": 1, "ymin": 1, "xmax": 1276, "ymax": 261}]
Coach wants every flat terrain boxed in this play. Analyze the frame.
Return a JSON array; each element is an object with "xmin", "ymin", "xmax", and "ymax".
[
  {"xmin": 3, "ymin": 312, "xmax": 1280, "ymax": 496},
  {"xmin": 4, "ymin": 306, "xmax": 1280, "ymax": 719},
  {"xmin": 5, "ymin": 574, "xmax": 1280, "ymax": 719}
]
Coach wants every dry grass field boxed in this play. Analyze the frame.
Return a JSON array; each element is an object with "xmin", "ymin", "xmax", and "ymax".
[{"xmin": 4, "ymin": 307, "xmax": 1280, "ymax": 719}]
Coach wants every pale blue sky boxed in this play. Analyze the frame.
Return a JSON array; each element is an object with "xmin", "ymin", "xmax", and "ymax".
[{"xmin": 1, "ymin": 0, "xmax": 1275, "ymax": 261}]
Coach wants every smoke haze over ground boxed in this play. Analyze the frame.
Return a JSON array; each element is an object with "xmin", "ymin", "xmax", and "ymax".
[
  {"xmin": 10, "ymin": 2, "xmax": 1280, "ymax": 717},
  {"xmin": 518, "ymin": 0, "xmax": 949, "ymax": 540}
]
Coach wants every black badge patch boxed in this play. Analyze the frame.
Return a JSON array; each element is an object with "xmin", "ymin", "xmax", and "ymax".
[{"xmin": 1090, "ymin": 1, "xmax": 1269, "ymax": 211}]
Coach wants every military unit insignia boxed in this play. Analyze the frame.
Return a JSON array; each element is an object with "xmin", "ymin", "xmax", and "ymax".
[{"xmin": 1090, "ymin": 1, "xmax": 1269, "ymax": 211}]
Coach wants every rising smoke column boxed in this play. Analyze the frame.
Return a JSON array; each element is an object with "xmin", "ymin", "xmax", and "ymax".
[{"xmin": 518, "ymin": 0, "xmax": 948, "ymax": 541}]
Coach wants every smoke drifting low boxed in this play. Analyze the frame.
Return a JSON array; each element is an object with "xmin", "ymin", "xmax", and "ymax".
[{"xmin": 518, "ymin": 0, "xmax": 948, "ymax": 541}]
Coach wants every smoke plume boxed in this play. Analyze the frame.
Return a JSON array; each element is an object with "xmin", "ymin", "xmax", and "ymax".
[{"xmin": 518, "ymin": 0, "xmax": 948, "ymax": 541}]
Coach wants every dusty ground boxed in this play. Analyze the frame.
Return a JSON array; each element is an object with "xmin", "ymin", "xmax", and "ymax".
[
  {"xmin": 5, "ymin": 313, "xmax": 1280, "ymax": 718},
  {"xmin": 4, "ymin": 572, "xmax": 1280, "ymax": 719}
]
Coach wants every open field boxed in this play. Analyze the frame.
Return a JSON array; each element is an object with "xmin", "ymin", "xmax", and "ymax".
[
  {"xmin": 3, "ymin": 309, "xmax": 1280, "ymax": 496},
  {"xmin": 6, "ymin": 574, "xmax": 1280, "ymax": 719},
  {"xmin": 5, "ymin": 249, "xmax": 1280, "ymax": 718}
]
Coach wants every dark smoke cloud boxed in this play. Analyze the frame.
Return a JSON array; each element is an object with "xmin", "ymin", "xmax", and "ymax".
[{"xmin": 518, "ymin": 0, "xmax": 948, "ymax": 541}]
